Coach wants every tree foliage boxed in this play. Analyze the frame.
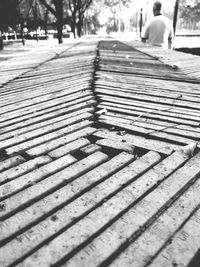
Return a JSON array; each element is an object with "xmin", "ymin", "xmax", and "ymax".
[
  {"xmin": 104, "ymin": 0, "xmax": 131, "ymax": 8},
  {"xmin": 179, "ymin": 0, "xmax": 200, "ymax": 29}
]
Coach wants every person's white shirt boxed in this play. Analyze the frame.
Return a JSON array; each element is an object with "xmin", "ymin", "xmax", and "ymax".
[{"xmin": 141, "ymin": 14, "xmax": 174, "ymax": 49}]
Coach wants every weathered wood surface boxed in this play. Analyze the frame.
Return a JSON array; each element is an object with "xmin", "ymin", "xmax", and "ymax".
[
  {"xmin": 124, "ymin": 40, "xmax": 200, "ymax": 80},
  {"xmin": 0, "ymin": 38, "xmax": 200, "ymax": 267},
  {"xmin": 96, "ymin": 40, "xmax": 200, "ymax": 148}
]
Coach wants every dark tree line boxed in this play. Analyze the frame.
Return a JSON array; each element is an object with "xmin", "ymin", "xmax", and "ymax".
[{"xmin": 0, "ymin": 0, "xmax": 94, "ymax": 45}]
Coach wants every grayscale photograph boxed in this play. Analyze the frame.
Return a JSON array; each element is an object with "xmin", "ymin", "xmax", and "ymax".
[{"xmin": 0, "ymin": 0, "xmax": 200, "ymax": 266}]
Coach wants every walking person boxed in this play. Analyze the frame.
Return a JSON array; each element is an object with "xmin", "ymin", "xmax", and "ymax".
[{"xmin": 141, "ymin": 1, "xmax": 174, "ymax": 49}]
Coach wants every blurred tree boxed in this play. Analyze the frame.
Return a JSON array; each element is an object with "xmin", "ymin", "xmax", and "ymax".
[
  {"xmin": 179, "ymin": 0, "xmax": 200, "ymax": 30},
  {"xmin": 103, "ymin": 0, "xmax": 131, "ymax": 33},
  {"xmin": 38, "ymin": 0, "xmax": 93, "ymax": 41},
  {"xmin": 0, "ymin": 0, "xmax": 22, "ymax": 49},
  {"xmin": 68, "ymin": 0, "xmax": 93, "ymax": 38},
  {"xmin": 84, "ymin": 0, "xmax": 102, "ymax": 34},
  {"xmin": 39, "ymin": 0, "xmax": 64, "ymax": 43},
  {"xmin": 104, "ymin": 0, "xmax": 130, "ymax": 8}
]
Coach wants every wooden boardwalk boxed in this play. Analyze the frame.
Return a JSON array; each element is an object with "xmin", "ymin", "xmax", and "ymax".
[{"xmin": 0, "ymin": 37, "xmax": 200, "ymax": 267}]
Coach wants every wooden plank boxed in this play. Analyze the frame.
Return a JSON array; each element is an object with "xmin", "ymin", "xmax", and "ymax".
[
  {"xmin": 103, "ymin": 110, "xmax": 200, "ymax": 134},
  {"xmin": 0, "ymin": 153, "xmax": 77, "ymax": 200},
  {"xmin": 99, "ymin": 63, "xmax": 187, "ymax": 81},
  {"xmin": 97, "ymin": 102, "xmax": 200, "ymax": 128},
  {"xmin": 96, "ymin": 76, "xmax": 200, "ymax": 97},
  {"xmin": 109, "ymin": 178, "xmax": 200, "ymax": 267},
  {"xmin": 0, "ymin": 151, "xmax": 108, "ymax": 220},
  {"xmin": 134, "ymin": 43, "xmax": 200, "ymax": 80},
  {"xmin": 96, "ymin": 71, "xmax": 200, "ymax": 94},
  {"xmin": 0, "ymin": 106, "xmax": 95, "ymax": 142},
  {"xmin": 61, "ymin": 152, "xmax": 200, "ymax": 267},
  {"xmin": 0, "ymin": 112, "xmax": 92, "ymax": 150},
  {"xmin": 0, "ymin": 155, "xmax": 52, "ymax": 185},
  {"xmin": 0, "ymin": 97, "xmax": 95, "ymax": 135},
  {"xmin": 26, "ymin": 126, "xmax": 96, "ymax": 157},
  {"xmin": 96, "ymin": 139, "xmax": 135, "ymax": 154},
  {"xmin": 0, "ymin": 92, "xmax": 94, "ymax": 128},
  {"xmin": 0, "ymin": 83, "xmax": 90, "ymax": 115},
  {"xmin": 0, "ymin": 71, "xmax": 92, "ymax": 96},
  {"xmin": 148, "ymin": 206, "xmax": 200, "ymax": 267},
  {"xmin": 99, "ymin": 117, "xmax": 196, "ymax": 145},
  {"xmin": 95, "ymin": 80, "xmax": 200, "ymax": 106},
  {"xmin": 13, "ymin": 149, "xmax": 188, "ymax": 267},
  {"xmin": 95, "ymin": 80, "xmax": 200, "ymax": 102},
  {"xmin": 0, "ymin": 155, "xmax": 25, "ymax": 172},
  {"xmin": 93, "ymin": 129, "xmax": 181, "ymax": 155},
  {"xmin": 80, "ymin": 144, "xmax": 102, "ymax": 155},
  {"xmin": 100, "ymin": 113, "xmax": 200, "ymax": 140},
  {"xmin": 6, "ymin": 121, "xmax": 93, "ymax": 156},
  {"xmin": 95, "ymin": 88, "xmax": 200, "ymax": 111},
  {"xmin": 0, "ymin": 152, "xmax": 133, "ymax": 243},
  {"xmin": 48, "ymin": 138, "xmax": 91, "ymax": 158},
  {"xmin": 0, "ymin": 75, "xmax": 92, "ymax": 105},
  {"xmin": 1, "ymin": 71, "xmax": 92, "ymax": 96},
  {"xmin": 0, "ymin": 151, "xmax": 160, "ymax": 266},
  {"xmin": 98, "ymin": 100, "xmax": 200, "ymax": 125}
]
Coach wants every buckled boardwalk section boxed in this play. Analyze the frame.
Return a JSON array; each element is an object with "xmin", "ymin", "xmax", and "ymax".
[{"xmin": 0, "ymin": 37, "xmax": 200, "ymax": 267}]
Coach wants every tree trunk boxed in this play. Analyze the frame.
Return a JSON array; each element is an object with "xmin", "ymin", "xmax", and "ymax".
[
  {"xmin": 77, "ymin": 14, "xmax": 81, "ymax": 37},
  {"xmin": 20, "ymin": 22, "xmax": 25, "ymax": 46},
  {"xmin": 77, "ymin": 0, "xmax": 81, "ymax": 37},
  {"xmin": 53, "ymin": 0, "xmax": 63, "ymax": 44},
  {"xmin": 72, "ymin": 10, "xmax": 76, "ymax": 38},
  {"xmin": 44, "ymin": 9, "xmax": 49, "ymax": 37},
  {"xmin": 0, "ymin": 36, "xmax": 3, "ymax": 50}
]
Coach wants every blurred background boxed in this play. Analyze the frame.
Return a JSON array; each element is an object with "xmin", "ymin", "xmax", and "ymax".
[{"xmin": 0, "ymin": 0, "xmax": 199, "ymax": 52}]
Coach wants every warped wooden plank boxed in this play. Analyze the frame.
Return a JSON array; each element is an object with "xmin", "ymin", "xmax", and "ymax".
[
  {"xmin": 0, "ymin": 92, "xmax": 94, "ymax": 126},
  {"xmin": 0, "ymin": 151, "xmax": 108, "ymax": 220},
  {"xmin": 48, "ymin": 138, "xmax": 91, "ymax": 158},
  {"xmin": 110, "ymin": 178, "xmax": 200, "ymax": 267},
  {"xmin": 0, "ymin": 82, "xmax": 90, "ymax": 115},
  {"xmin": 26, "ymin": 126, "xmax": 96, "ymax": 157},
  {"xmin": 0, "ymin": 112, "xmax": 93, "ymax": 151},
  {"xmin": 149, "ymin": 205, "xmax": 200, "ymax": 267},
  {"xmin": 0, "ymin": 75, "xmax": 92, "ymax": 104},
  {"xmin": 16, "ymin": 150, "xmax": 191, "ymax": 267},
  {"xmin": 97, "ymin": 96, "xmax": 200, "ymax": 120},
  {"xmin": 0, "ymin": 152, "xmax": 133, "ymax": 243},
  {"xmin": 0, "ymin": 151, "xmax": 160, "ymax": 266},
  {"xmin": 96, "ymin": 138, "xmax": 135, "ymax": 154},
  {"xmin": 95, "ymin": 80, "xmax": 200, "ymax": 102},
  {"xmin": 97, "ymin": 102, "xmax": 200, "ymax": 127},
  {"xmin": 0, "ymin": 96, "xmax": 95, "ymax": 134},
  {"xmin": 0, "ymin": 106, "xmax": 94, "ymax": 141},
  {"xmin": 0, "ymin": 155, "xmax": 52, "ymax": 185},
  {"xmin": 0, "ymin": 154, "xmax": 77, "ymax": 200},
  {"xmin": 95, "ymin": 88, "xmax": 200, "ymax": 111},
  {"xmin": 93, "ymin": 129, "xmax": 181, "ymax": 155},
  {"xmin": 0, "ymin": 155, "xmax": 25, "ymax": 172},
  {"xmin": 62, "ymin": 152, "xmax": 200, "ymax": 267},
  {"xmin": 100, "ymin": 112, "xmax": 200, "ymax": 140},
  {"xmin": 80, "ymin": 144, "xmax": 102, "ymax": 155},
  {"xmin": 99, "ymin": 117, "xmax": 196, "ymax": 145},
  {"xmin": 5, "ymin": 121, "xmax": 94, "ymax": 155}
]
